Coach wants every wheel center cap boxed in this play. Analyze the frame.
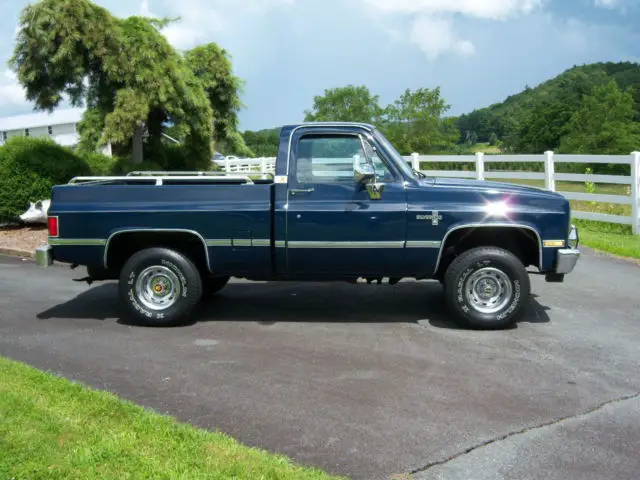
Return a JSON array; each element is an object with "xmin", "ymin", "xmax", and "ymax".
[
  {"xmin": 151, "ymin": 276, "xmax": 171, "ymax": 296},
  {"xmin": 477, "ymin": 280, "xmax": 497, "ymax": 299}
]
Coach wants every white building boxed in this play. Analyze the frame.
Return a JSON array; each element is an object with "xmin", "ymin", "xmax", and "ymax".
[{"xmin": 0, "ymin": 108, "xmax": 112, "ymax": 155}]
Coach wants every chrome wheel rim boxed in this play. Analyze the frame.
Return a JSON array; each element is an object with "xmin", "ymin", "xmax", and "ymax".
[
  {"xmin": 135, "ymin": 266, "xmax": 181, "ymax": 311},
  {"xmin": 464, "ymin": 267, "xmax": 512, "ymax": 314}
]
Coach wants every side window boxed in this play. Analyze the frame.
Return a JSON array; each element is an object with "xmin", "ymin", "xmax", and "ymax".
[
  {"xmin": 295, "ymin": 134, "xmax": 395, "ymax": 184},
  {"xmin": 296, "ymin": 135, "xmax": 365, "ymax": 184}
]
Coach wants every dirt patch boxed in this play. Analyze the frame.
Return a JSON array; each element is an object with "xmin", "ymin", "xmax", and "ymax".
[{"xmin": 0, "ymin": 225, "xmax": 48, "ymax": 255}]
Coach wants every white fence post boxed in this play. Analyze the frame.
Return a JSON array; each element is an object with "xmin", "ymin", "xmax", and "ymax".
[
  {"xmin": 260, "ymin": 157, "xmax": 267, "ymax": 172},
  {"xmin": 632, "ymin": 151, "xmax": 640, "ymax": 235},
  {"xmin": 475, "ymin": 152, "xmax": 485, "ymax": 181},
  {"xmin": 411, "ymin": 153, "xmax": 420, "ymax": 171},
  {"xmin": 224, "ymin": 157, "xmax": 230, "ymax": 173},
  {"xmin": 545, "ymin": 150, "xmax": 555, "ymax": 192}
]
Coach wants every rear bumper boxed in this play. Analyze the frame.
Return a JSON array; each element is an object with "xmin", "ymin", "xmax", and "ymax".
[{"xmin": 35, "ymin": 244, "xmax": 53, "ymax": 267}]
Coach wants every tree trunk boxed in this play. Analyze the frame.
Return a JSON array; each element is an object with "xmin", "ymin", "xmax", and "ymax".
[{"xmin": 132, "ymin": 125, "xmax": 145, "ymax": 164}]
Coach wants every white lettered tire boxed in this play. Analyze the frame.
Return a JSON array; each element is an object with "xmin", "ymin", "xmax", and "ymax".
[
  {"xmin": 118, "ymin": 247, "xmax": 203, "ymax": 326},
  {"xmin": 444, "ymin": 247, "xmax": 531, "ymax": 330}
]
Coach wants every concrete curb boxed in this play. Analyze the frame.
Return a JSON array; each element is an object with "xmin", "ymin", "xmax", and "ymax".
[{"xmin": 0, "ymin": 247, "xmax": 34, "ymax": 259}]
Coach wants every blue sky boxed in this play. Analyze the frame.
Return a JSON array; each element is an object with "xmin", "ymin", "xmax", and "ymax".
[{"xmin": 0, "ymin": 0, "xmax": 639, "ymax": 131}]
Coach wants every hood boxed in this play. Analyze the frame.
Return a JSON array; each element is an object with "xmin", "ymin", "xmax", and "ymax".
[{"xmin": 430, "ymin": 177, "xmax": 565, "ymax": 200}]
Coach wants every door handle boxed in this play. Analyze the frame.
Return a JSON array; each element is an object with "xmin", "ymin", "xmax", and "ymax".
[{"xmin": 289, "ymin": 188, "xmax": 315, "ymax": 196}]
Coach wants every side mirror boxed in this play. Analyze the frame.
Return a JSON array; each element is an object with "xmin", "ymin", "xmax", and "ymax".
[
  {"xmin": 354, "ymin": 162, "xmax": 375, "ymax": 185},
  {"xmin": 366, "ymin": 182, "xmax": 385, "ymax": 200}
]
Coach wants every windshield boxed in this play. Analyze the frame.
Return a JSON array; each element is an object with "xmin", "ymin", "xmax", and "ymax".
[{"xmin": 373, "ymin": 128, "xmax": 420, "ymax": 180}]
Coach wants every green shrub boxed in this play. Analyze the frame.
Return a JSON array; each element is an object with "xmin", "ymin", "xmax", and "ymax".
[
  {"xmin": 82, "ymin": 151, "xmax": 117, "ymax": 175},
  {"xmin": 0, "ymin": 137, "xmax": 92, "ymax": 223},
  {"xmin": 108, "ymin": 157, "xmax": 164, "ymax": 174},
  {"xmin": 143, "ymin": 143, "xmax": 220, "ymax": 171}
]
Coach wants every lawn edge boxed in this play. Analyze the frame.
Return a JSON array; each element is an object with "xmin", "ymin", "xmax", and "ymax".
[{"xmin": 0, "ymin": 355, "xmax": 344, "ymax": 480}]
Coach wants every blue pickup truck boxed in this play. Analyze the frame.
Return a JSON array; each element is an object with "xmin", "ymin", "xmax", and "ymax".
[{"xmin": 36, "ymin": 122, "xmax": 580, "ymax": 329}]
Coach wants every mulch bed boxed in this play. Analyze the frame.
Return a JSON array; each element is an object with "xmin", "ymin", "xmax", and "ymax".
[{"xmin": 0, "ymin": 225, "xmax": 48, "ymax": 255}]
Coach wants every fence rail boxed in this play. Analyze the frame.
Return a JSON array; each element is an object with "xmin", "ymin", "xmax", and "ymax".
[{"xmin": 215, "ymin": 150, "xmax": 640, "ymax": 235}]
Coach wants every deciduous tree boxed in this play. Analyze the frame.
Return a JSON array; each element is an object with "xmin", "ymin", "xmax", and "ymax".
[
  {"xmin": 558, "ymin": 81, "xmax": 640, "ymax": 154},
  {"xmin": 382, "ymin": 87, "xmax": 460, "ymax": 154},
  {"xmin": 304, "ymin": 85, "xmax": 384, "ymax": 124}
]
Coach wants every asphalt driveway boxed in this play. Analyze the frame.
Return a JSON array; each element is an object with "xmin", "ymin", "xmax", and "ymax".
[{"xmin": 0, "ymin": 249, "xmax": 638, "ymax": 479}]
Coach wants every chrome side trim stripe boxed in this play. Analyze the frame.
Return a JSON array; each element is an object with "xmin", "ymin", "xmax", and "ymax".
[
  {"xmin": 251, "ymin": 239, "xmax": 271, "ymax": 247},
  {"xmin": 232, "ymin": 239, "xmax": 252, "ymax": 247},
  {"xmin": 287, "ymin": 241, "xmax": 405, "ymax": 249},
  {"xmin": 406, "ymin": 240, "xmax": 441, "ymax": 248},
  {"xmin": 49, "ymin": 238, "xmax": 106, "ymax": 246},
  {"xmin": 206, "ymin": 239, "xmax": 233, "ymax": 247},
  {"xmin": 51, "ymin": 237, "xmax": 444, "ymax": 249}
]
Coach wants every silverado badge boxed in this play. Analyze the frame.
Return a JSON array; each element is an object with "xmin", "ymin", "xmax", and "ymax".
[{"xmin": 417, "ymin": 211, "xmax": 443, "ymax": 226}]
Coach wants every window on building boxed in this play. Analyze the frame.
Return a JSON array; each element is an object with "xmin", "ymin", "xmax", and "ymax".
[
  {"xmin": 1, "ymin": 132, "xmax": 6, "ymax": 141},
  {"xmin": 48, "ymin": 126, "xmax": 53, "ymax": 135},
  {"xmin": 24, "ymin": 129, "xmax": 29, "ymax": 137}
]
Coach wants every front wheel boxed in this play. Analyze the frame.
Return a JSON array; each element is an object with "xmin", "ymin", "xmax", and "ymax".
[
  {"xmin": 444, "ymin": 247, "xmax": 530, "ymax": 330},
  {"xmin": 118, "ymin": 247, "xmax": 203, "ymax": 326}
]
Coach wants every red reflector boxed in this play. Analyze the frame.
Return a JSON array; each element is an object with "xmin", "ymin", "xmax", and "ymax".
[{"xmin": 48, "ymin": 216, "xmax": 59, "ymax": 237}]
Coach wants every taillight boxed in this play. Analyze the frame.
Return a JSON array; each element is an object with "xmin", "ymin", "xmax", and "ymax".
[{"xmin": 48, "ymin": 216, "xmax": 59, "ymax": 237}]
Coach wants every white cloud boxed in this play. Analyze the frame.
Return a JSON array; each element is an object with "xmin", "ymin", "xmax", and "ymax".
[
  {"xmin": 0, "ymin": 70, "xmax": 27, "ymax": 108},
  {"xmin": 141, "ymin": 0, "xmax": 295, "ymax": 51},
  {"xmin": 364, "ymin": 0, "xmax": 544, "ymax": 60},
  {"xmin": 594, "ymin": 0, "xmax": 617, "ymax": 8},
  {"xmin": 364, "ymin": 0, "xmax": 543, "ymax": 20},
  {"xmin": 410, "ymin": 17, "xmax": 475, "ymax": 59}
]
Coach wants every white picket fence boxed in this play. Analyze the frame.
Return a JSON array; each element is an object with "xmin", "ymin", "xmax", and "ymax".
[{"xmin": 215, "ymin": 151, "xmax": 640, "ymax": 235}]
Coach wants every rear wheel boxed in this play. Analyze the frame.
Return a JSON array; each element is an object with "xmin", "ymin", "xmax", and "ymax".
[
  {"xmin": 444, "ymin": 247, "xmax": 530, "ymax": 330},
  {"xmin": 118, "ymin": 247, "xmax": 203, "ymax": 326}
]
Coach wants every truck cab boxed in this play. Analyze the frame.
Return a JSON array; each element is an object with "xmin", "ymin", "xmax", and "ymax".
[{"xmin": 36, "ymin": 122, "xmax": 580, "ymax": 329}]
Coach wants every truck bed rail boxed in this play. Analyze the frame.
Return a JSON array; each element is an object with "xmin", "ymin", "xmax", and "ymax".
[{"xmin": 67, "ymin": 170, "xmax": 279, "ymax": 186}]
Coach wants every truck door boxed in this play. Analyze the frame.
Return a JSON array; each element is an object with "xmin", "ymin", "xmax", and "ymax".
[{"xmin": 285, "ymin": 129, "xmax": 408, "ymax": 276}]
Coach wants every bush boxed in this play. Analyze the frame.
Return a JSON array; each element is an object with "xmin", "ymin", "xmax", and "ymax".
[
  {"xmin": 83, "ymin": 151, "xmax": 117, "ymax": 175},
  {"xmin": 148, "ymin": 144, "xmax": 219, "ymax": 171},
  {"xmin": 108, "ymin": 157, "xmax": 163, "ymax": 174},
  {"xmin": 0, "ymin": 137, "xmax": 92, "ymax": 224}
]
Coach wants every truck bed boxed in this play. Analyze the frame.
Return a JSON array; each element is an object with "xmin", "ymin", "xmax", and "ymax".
[{"xmin": 49, "ymin": 173, "xmax": 276, "ymax": 277}]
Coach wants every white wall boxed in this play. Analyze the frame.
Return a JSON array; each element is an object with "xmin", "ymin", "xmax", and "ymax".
[
  {"xmin": 27, "ymin": 126, "xmax": 50, "ymax": 138},
  {"xmin": 52, "ymin": 123, "xmax": 76, "ymax": 136},
  {"xmin": 0, "ymin": 122, "xmax": 78, "ymax": 146}
]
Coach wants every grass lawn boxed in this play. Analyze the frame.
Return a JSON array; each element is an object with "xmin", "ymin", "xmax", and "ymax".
[
  {"xmin": 572, "ymin": 219, "xmax": 640, "ymax": 260},
  {"xmin": 0, "ymin": 356, "xmax": 343, "ymax": 480},
  {"xmin": 473, "ymin": 142, "xmax": 503, "ymax": 154}
]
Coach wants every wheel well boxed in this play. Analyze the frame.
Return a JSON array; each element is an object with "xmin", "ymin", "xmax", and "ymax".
[
  {"xmin": 435, "ymin": 226, "xmax": 540, "ymax": 278},
  {"xmin": 105, "ymin": 231, "xmax": 210, "ymax": 276}
]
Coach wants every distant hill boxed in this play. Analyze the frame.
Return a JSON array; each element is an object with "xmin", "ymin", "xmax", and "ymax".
[{"xmin": 456, "ymin": 62, "xmax": 640, "ymax": 152}]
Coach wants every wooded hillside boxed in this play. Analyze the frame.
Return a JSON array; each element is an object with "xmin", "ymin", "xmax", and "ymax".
[{"xmin": 456, "ymin": 62, "xmax": 640, "ymax": 154}]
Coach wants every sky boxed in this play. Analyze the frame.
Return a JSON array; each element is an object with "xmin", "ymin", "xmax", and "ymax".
[{"xmin": 0, "ymin": 0, "xmax": 639, "ymax": 131}]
